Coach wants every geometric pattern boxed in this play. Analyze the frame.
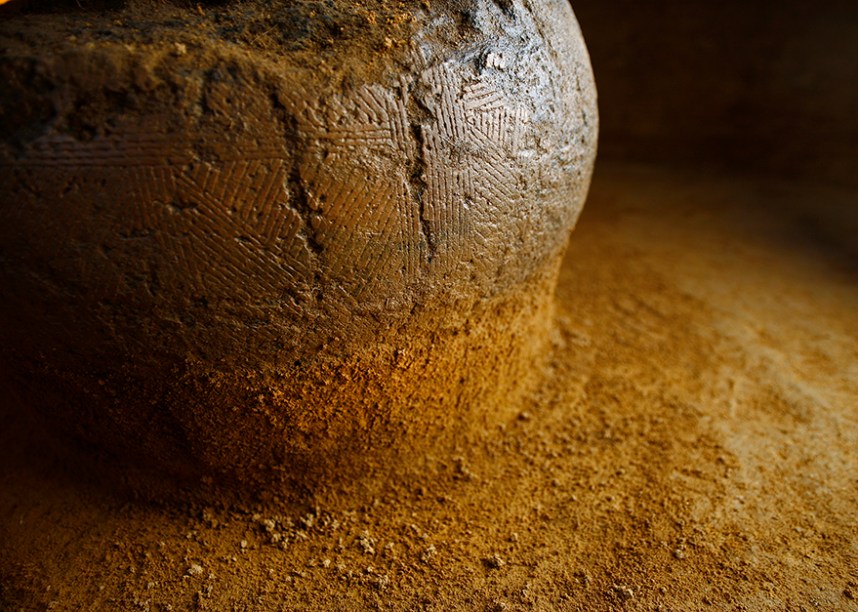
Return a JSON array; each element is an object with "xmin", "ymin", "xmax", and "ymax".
[{"xmin": 0, "ymin": 1, "xmax": 594, "ymax": 358}]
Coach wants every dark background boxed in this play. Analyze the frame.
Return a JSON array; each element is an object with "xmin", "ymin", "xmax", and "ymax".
[{"xmin": 572, "ymin": 0, "xmax": 858, "ymax": 185}]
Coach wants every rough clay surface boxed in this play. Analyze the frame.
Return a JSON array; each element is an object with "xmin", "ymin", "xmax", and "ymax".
[
  {"xmin": 0, "ymin": 0, "xmax": 598, "ymax": 492},
  {"xmin": 1, "ymin": 162, "xmax": 856, "ymax": 609}
]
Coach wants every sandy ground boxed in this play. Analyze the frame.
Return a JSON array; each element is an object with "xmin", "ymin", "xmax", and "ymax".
[{"xmin": 1, "ymin": 161, "xmax": 857, "ymax": 610}]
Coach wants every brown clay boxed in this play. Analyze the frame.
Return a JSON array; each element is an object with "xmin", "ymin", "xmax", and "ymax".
[{"xmin": 0, "ymin": 0, "xmax": 598, "ymax": 494}]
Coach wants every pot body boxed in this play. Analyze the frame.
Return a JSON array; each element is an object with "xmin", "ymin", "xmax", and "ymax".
[{"xmin": 0, "ymin": 0, "xmax": 597, "ymax": 493}]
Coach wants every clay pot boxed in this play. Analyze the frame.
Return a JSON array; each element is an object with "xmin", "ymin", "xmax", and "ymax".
[{"xmin": 0, "ymin": 0, "xmax": 597, "ymax": 494}]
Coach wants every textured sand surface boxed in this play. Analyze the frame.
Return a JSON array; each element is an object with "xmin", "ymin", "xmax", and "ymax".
[{"xmin": 2, "ymin": 161, "xmax": 856, "ymax": 610}]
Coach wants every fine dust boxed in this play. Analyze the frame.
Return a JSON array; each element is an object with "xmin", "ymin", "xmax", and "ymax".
[{"xmin": 1, "ymin": 161, "xmax": 857, "ymax": 609}]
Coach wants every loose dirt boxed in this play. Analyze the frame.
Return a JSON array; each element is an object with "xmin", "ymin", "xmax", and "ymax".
[{"xmin": 1, "ymin": 161, "xmax": 857, "ymax": 610}]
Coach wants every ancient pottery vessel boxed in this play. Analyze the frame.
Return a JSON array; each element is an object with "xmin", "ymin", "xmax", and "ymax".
[{"xmin": 0, "ymin": 0, "xmax": 597, "ymax": 494}]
